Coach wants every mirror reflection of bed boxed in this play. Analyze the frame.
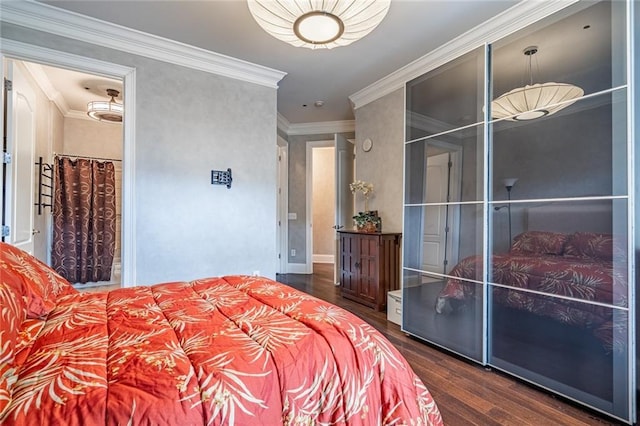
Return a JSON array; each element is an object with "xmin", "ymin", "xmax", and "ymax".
[{"xmin": 411, "ymin": 200, "xmax": 626, "ymax": 404}]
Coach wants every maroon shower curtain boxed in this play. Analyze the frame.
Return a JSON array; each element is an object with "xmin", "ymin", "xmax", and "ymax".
[{"xmin": 52, "ymin": 157, "xmax": 116, "ymax": 283}]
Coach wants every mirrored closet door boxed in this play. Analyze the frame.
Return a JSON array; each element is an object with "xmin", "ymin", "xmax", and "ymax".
[{"xmin": 403, "ymin": 1, "xmax": 633, "ymax": 422}]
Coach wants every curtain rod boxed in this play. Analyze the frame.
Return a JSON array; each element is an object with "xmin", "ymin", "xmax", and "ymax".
[{"xmin": 54, "ymin": 153, "xmax": 122, "ymax": 162}]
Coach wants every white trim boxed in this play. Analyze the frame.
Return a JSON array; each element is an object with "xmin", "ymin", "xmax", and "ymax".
[
  {"xmin": 349, "ymin": 0, "xmax": 578, "ymax": 110},
  {"xmin": 0, "ymin": 1, "xmax": 286, "ymax": 89},
  {"xmin": 277, "ymin": 113, "xmax": 291, "ymax": 134},
  {"xmin": 2, "ymin": 39, "xmax": 138, "ymax": 287},
  {"xmin": 277, "ymin": 142, "xmax": 289, "ymax": 274},
  {"xmin": 277, "ymin": 113, "xmax": 355, "ymax": 136},
  {"xmin": 313, "ymin": 254, "xmax": 334, "ymax": 264},
  {"xmin": 121, "ymin": 69, "xmax": 136, "ymax": 286},
  {"xmin": 286, "ymin": 263, "xmax": 311, "ymax": 274},
  {"xmin": 407, "ymin": 111, "xmax": 454, "ymax": 137},
  {"xmin": 21, "ymin": 61, "xmax": 70, "ymax": 115},
  {"xmin": 18, "ymin": 56, "xmax": 123, "ymax": 121},
  {"xmin": 1, "ymin": 39, "xmax": 131, "ymax": 78},
  {"xmin": 288, "ymin": 120, "xmax": 354, "ymax": 136},
  {"xmin": 66, "ymin": 110, "xmax": 97, "ymax": 121}
]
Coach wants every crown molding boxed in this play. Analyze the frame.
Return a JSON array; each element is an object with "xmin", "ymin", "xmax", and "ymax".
[
  {"xmin": 349, "ymin": 0, "xmax": 579, "ymax": 110},
  {"xmin": 20, "ymin": 61, "xmax": 123, "ymax": 121},
  {"xmin": 287, "ymin": 120, "xmax": 355, "ymax": 136},
  {"xmin": 407, "ymin": 111, "xmax": 456, "ymax": 137},
  {"xmin": 21, "ymin": 61, "xmax": 70, "ymax": 115},
  {"xmin": 0, "ymin": 0, "xmax": 286, "ymax": 89},
  {"xmin": 277, "ymin": 113, "xmax": 291, "ymax": 134},
  {"xmin": 277, "ymin": 113, "xmax": 354, "ymax": 136},
  {"xmin": 66, "ymin": 109, "xmax": 96, "ymax": 121}
]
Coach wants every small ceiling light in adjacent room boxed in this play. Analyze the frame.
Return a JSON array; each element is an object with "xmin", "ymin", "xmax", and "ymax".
[
  {"xmin": 314, "ymin": 100, "xmax": 324, "ymax": 107},
  {"xmin": 491, "ymin": 46, "xmax": 583, "ymax": 121},
  {"xmin": 87, "ymin": 89, "xmax": 123, "ymax": 123},
  {"xmin": 247, "ymin": 0, "xmax": 391, "ymax": 50}
]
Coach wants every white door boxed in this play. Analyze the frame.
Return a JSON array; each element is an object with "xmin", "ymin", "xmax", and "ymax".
[
  {"xmin": 422, "ymin": 152, "xmax": 449, "ymax": 274},
  {"xmin": 276, "ymin": 143, "xmax": 288, "ymax": 274},
  {"xmin": 2, "ymin": 60, "xmax": 36, "ymax": 254},
  {"xmin": 334, "ymin": 134, "xmax": 354, "ymax": 284}
]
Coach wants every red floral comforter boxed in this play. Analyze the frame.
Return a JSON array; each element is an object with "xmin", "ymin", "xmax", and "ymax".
[
  {"xmin": 2, "ymin": 275, "xmax": 442, "ymax": 425},
  {"xmin": 435, "ymin": 252, "xmax": 627, "ymax": 351}
]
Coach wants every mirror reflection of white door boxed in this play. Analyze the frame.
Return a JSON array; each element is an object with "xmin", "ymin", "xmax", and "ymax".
[
  {"xmin": 422, "ymin": 152, "xmax": 449, "ymax": 274},
  {"xmin": 2, "ymin": 60, "xmax": 36, "ymax": 254},
  {"xmin": 422, "ymin": 145, "xmax": 462, "ymax": 276},
  {"xmin": 334, "ymin": 134, "xmax": 354, "ymax": 284}
]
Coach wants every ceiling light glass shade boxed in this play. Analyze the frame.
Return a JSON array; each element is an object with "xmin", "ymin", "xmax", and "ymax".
[
  {"xmin": 247, "ymin": 0, "xmax": 391, "ymax": 49},
  {"xmin": 87, "ymin": 89, "xmax": 123, "ymax": 123},
  {"xmin": 491, "ymin": 82, "xmax": 584, "ymax": 121}
]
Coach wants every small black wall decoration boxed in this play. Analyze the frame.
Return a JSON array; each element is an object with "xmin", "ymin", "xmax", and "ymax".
[{"xmin": 211, "ymin": 168, "xmax": 232, "ymax": 189}]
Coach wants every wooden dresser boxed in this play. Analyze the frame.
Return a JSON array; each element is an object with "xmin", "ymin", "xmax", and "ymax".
[{"xmin": 337, "ymin": 230, "xmax": 402, "ymax": 311}]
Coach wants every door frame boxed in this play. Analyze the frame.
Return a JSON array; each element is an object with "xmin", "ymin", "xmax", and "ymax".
[
  {"xmin": 0, "ymin": 38, "xmax": 137, "ymax": 286},
  {"xmin": 276, "ymin": 138, "xmax": 288, "ymax": 274}
]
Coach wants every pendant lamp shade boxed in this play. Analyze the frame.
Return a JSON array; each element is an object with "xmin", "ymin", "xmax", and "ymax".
[
  {"xmin": 491, "ymin": 47, "xmax": 583, "ymax": 121},
  {"xmin": 491, "ymin": 82, "xmax": 584, "ymax": 121},
  {"xmin": 247, "ymin": 0, "xmax": 391, "ymax": 50}
]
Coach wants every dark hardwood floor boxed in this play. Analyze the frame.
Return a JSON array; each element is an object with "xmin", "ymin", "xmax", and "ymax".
[{"xmin": 277, "ymin": 263, "xmax": 624, "ymax": 426}]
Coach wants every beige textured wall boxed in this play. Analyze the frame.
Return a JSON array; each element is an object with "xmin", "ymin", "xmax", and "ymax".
[
  {"xmin": 354, "ymin": 88, "xmax": 405, "ymax": 233},
  {"xmin": 62, "ymin": 118, "xmax": 123, "ymax": 160},
  {"xmin": 312, "ymin": 147, "xmax": 335, "ymax": 257}
]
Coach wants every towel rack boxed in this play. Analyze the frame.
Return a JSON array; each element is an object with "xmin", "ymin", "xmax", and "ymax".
[{"xmin": 35, "ymin": 156, "xmax": 53, "ymax": 215}]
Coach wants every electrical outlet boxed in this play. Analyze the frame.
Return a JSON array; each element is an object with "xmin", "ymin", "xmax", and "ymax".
[{"xmin": 291, "ymin": 249, "xmax": 296, "ymax": 257}]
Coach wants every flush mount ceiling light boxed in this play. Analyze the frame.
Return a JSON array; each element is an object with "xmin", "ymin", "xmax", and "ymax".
[
  {"xmin": 491, "ymin": 46, "xmax": 584, "ymax": 121},
  {"xmin": 247, "ymin": 0, "xmax": 391, "ymax": 50},
  {"xmin": 87, "ymin": 89, "xmax": 123, "ymax": 123}
]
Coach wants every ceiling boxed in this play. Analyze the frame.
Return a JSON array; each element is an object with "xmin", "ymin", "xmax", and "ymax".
[{"xmin": 34, "ymin": 0, "xmax": 521, "ymax": 125}]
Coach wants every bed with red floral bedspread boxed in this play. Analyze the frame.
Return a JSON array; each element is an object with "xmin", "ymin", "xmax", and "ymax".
[
  {"xmin": 435, "ymin": 231, "xmax": 627, "ymax": 352},
  {"xmin": 0, "ymin": 243, "xmax": 442, "ymax": 425}
]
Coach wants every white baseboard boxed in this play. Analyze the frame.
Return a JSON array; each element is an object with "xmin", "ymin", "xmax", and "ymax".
[
  {"xmin": 312, "ymin": 254, "xmax": 334, "ymax": 264},
  {"xmin": 287, "ymin": 263, "xmax": 312, "ymax": 274}
]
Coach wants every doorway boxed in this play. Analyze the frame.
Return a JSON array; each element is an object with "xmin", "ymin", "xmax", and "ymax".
[
  {"xmin": 305, "ymin": 135, "xmax": 354, "ymax": 283},
  {"xmin": 2, "ymin": 57, "xmax": 124, "ymax": 289},
  {"xmin": 311, "ymin": 146, "xmax": 336, "ymax": 265},
  {"xmin": 306, "ymin": 141, "xmax": 336, "ymax": 275},
  {"xmin": 1, "ymin": 40, "xmax": 136, "ymax": 285}
]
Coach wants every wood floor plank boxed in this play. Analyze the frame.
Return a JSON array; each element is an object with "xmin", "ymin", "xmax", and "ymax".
[{"xmin": 277, "ymin": 264, "xmax": 625, "ymax": 425}]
